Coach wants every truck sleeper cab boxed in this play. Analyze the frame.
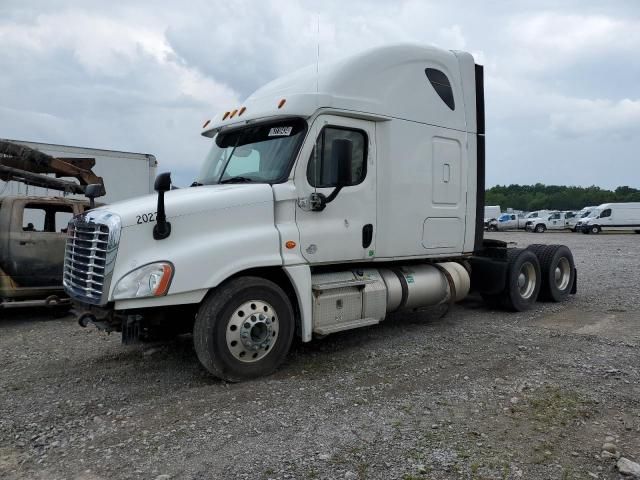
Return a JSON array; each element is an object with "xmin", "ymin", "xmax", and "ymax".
[{"xmin": 65, "ymin": 45, "xmax": 577, "ymax": 381}]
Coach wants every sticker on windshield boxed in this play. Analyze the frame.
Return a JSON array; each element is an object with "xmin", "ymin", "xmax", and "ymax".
[{"xmin": 268, "ymin": 126, "xmax": 293, "ymax": 137}]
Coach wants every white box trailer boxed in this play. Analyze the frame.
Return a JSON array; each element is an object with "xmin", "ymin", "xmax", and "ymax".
[
  {"xmin": 64, "ymin": 45, "xmax": 577, "ymax": 381},
  {"xmin": 0, "ymin": 139, "xmax": 157, "ymax": 203}
]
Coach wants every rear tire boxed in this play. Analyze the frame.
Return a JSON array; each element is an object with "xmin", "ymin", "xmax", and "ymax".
[
  {"xmin": 193, "ymin": 276, "xmax": 295, "ymax": 382},
  {"xmin": 528, "ymin": 244, "xmax": 575, "ymax": 302},
  {"xmin": 501, "ymin": 248, "xmax": 541, "ymax": 311}
]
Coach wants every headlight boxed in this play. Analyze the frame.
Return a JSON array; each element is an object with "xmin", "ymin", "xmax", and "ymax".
[{"xmin": 113, "ymin": 262, "xmax": 174, "ymax": 300}]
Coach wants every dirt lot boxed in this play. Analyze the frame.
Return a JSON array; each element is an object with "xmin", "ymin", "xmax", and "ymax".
[{"xmin": 1, "ymin": 232, "xmax": 639, "ymax": 480}]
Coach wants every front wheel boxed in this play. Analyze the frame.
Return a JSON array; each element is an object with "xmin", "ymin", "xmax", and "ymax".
[
  {"xmin": 193, "ymin": 276, "xmax": 295, "ymax": 382},
  {"xmin": 590, "ymin": 225, "xmax": 601, "ymax": 234},
  {"xmin": 535, "ymin": 224, "xmax": 546, "ymax": 233}
]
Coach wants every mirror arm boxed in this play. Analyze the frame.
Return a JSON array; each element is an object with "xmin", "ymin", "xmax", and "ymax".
[
  {"xmin": 153, "ymin": 191, "xmax": 171, "ymax": 240},
  {"xmin": 153, "ymin": 172, "xmax": 172, "ymax": 240},
  {"xmin": 310, "ymin": 185, "xmax": 344, "ymax": 212}
]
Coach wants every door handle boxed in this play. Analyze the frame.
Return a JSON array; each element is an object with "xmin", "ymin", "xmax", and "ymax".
[
  {"xmin": 19, "ymin": 240, "xmax": 36, "ymax": 246},
  {"xmin": 362, "ymin": 224, "xmax": 373, "ymax": 248}
]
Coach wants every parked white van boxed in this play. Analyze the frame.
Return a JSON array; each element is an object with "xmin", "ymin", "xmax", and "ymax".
[{"xmin": 580, "ymin": 203, "xmax": 640, "ymax": 234}]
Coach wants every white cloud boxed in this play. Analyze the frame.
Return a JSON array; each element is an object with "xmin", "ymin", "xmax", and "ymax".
[
  {"xmin": 507, "ymin": 12, "xmax": 640, "ymax": 71},
  {"xmin": 549, "ymin": 97, "xmax": 640, "ymax": 139}
]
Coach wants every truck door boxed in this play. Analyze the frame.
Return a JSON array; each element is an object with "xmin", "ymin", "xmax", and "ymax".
[
  {"xmin": 8, "ymin": 200, "xmax": 75, "ymax": 288},
  {"xmin": 548, "ymin": 212, "xmax": 562, "ymax": 229},
  {"xmin": 294, "ymin": 115, "xmax": 376, "ymax": 263}
]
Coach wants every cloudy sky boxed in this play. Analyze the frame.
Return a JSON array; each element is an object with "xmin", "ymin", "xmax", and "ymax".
[{"xmin": 1, "ymin": 0, "xmax": 639, "ymax": 189}]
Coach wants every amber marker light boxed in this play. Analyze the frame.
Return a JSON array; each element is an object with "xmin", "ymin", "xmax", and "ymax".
[
  {"xmin": 278, "ymin": 98, "xmax": 286, "ymax": 109},
  {"xmin": 202, "ymin": 119, "xmax": 211, "ymax": 129},
  {"xmin": 239, "ymin": 106, "xmax": 246, "ymax": 116},
  {"xmin": 222, "ymin": 111, "xmax": 230, "ymax": 120},
  {"xmin": 153, "ymin": 264, "xmax": 174, "ymax": 297},
  {"xmin": 229, "ymin": 109, "xmax": 239, "ymax": 119},
  {"xmin": 285, "ymin": 240, "xmax": 297, "ymax": 249}
]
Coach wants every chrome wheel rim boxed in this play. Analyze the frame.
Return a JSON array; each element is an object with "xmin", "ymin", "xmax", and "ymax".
[
  {"xmin": 517, "ymin": 261, "xmax": 537, "ymax": 299},
  {"xmin": 554, "ymin": 257, "xmax": 571, "ymax": 291},
  {"xmin": 225, "ymin": 300, "xmax": 278, "ymax": 363}
]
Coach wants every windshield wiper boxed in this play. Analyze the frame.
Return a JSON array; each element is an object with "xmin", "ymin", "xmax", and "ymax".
[
  {"xmin": 191, "ymin": 181, "xmax": 203, "ymax": 187},
  {"xmin": 219, "ymin": 176, "xmax": 254, "ymax": 184}
]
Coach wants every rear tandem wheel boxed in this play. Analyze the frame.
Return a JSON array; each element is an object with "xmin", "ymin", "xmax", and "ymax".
[{"xmin": 481, "ymin": 248, "xmax": 541, "ymax": 311}]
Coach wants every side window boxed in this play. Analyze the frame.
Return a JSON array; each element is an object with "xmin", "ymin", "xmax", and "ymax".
[
  {"xmin": 55, "ymin": 210, "xmax": 74, "ymax": 233},
  {"xmin": 22, "ymin": 206, "xmax": 46, "ymax": 232},
  {"xmin": 600, "ymin": 209, "xmax": 612, "ymax": 218},
  {"xmin": 425, "ymin": 68, "xmax": 455, "ymax": 110},
  {"xmin": 22, "ymin": 204, "xmax": 74, "ymax": 233},
  {"xmin": 510, "ymin": 215, "xmax": 516, "ymax": 220},
  {"xmin": 551, "ymin": 213, "xmax": 561, "ymax": 220},
  {"xmin": 307, "ymin": 127, "xmax": 367, "ymax": 188}
]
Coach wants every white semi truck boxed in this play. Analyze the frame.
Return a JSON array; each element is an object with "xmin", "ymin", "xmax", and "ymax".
[{"xmin": 64, "ymin": 45, "xmax": 577, "ymax": 381}]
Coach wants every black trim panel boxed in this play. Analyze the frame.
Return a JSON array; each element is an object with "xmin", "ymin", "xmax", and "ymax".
[
  {"xmin": 473, "ymin": 64, "xmax": 486, "ymax": 253},
  {"xmin": 475, "ymin": 64, "xmax": 485, "ymax": 135}
]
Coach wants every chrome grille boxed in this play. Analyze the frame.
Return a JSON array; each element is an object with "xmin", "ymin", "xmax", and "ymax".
[{"xmin": 63, "ymin": 211, "xmax": 121, "ymax": 305}]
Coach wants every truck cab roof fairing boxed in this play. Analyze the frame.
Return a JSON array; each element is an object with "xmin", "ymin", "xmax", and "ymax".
[{"xmin": 202, "ymin": 44, "xmax": 479, "ymax": 137}]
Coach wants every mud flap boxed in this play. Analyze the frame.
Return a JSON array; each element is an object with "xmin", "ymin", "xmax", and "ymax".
[{"xmin": 570, "ymin": 268, "xmax": 578, "ymax": 295}]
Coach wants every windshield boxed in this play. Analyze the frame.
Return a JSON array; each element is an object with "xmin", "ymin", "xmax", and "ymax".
[
  {"xmin": 196, "ymin": 118, "xmax": 307, "ymax": 185},
  {"xmin": 580, "ymin": 210, "xmax": 592, "ymax": 218}
]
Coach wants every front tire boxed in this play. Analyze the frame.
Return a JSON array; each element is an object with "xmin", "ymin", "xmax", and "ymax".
[
  {"xmin": 535, "ymin": 224, "xmax": 546, "ymax": 233},
  {"xmin": 590, "ymin": 225, "xmax": 601, "ymax": 234},
  {"xmin": 193, "ymin": 276, "xmax": 295, "ymax": 382}
]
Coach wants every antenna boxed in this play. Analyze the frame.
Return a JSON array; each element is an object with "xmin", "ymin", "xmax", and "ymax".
[
  {"xmin": 316, "ymin": 13, "xmax": 320, "ymax": 95},
  {"xmin": 313, "ymin": 13, "xmax": 320, "ymax": 197}
]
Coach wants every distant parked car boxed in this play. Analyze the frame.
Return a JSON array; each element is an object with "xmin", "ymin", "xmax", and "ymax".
[
  {"xmin": 574, "ymin": 207, "xmax": 599, "ymax": 232},
  {"xmin": 564, "ymin": 211, "xmax": 580, "ymax": 231},
  {"xmin": 484, "ymin": 205, "xmax": 501, "ymax": 231},
  {"xmin": 495, "ymin": 212, "xmax": 527, "ymax": 231},
  {"xmin": 526, "ymin": 211, "xmax": 575, "ymax": 233}
]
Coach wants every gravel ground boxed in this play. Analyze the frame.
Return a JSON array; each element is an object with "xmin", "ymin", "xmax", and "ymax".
[{"xmin": 1, "ymin": 232, "xmax": 639, "ymax": 480}]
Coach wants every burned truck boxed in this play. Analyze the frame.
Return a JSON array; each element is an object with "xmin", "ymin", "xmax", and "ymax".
[{"xmin": 0, "ymin": 140, "xmax": 105, "ymax": 311}]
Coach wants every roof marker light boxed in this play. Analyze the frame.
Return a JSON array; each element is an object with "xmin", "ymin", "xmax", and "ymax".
[
  {"xmin": 222, "ymin": 111, "xmax": 230, "ymax": 120},
  {"xmin": 202, "ymin": 119, "xmax": 211, "ymax": 129},
  {"xmin": 239, "ymin": 106, "xmax": 246, "ymax": 116},
  {"xmin": 278, "ymin": 98, "xmax": 286, "ymax": 109},
  {"xmin": 229, "ymin": 109, "xmax": 239, "ymax": 118}
]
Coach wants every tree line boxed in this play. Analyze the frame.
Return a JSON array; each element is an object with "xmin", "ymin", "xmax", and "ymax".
[{"xmin": 485, "ymin": 184, "xmax": 640, "ymax": 211}]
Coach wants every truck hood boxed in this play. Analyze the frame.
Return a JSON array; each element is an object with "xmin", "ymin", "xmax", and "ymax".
[{"xmin": 92, "ymin": 184, "xmax": 275, "ymax": 228}]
